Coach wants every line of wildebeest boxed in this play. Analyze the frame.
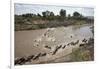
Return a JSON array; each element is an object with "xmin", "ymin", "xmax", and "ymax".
[{"xmin": 15, "ymin": 37, "xmax": 93, "ymax": 65}]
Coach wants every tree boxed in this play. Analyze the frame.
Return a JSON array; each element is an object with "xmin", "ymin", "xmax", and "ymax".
[
  {"xmin": 42, "ymin": 11, "xmax": 46, "ymax": 18},
  {"xmin": 59, "ymin": 9, "xmax": 66, "ymax": 21},
  {"xmin": 37, "ymin": 13, "xmax": 41, "ymax": 17},
  {"xmin": 73, "ymin": 11, "xmax": 81, "ymax": 17},
  {"xmin": 68, "ymin": 14, "xmax": 71, "ymax": 19},
  {"xmin": 45, "ymin": 11, "xmax": 51, "ymax": 16},
  {"xmin": 22, "ymin": 13, "xmax": 33, "ymax": 18},
  {"xmin": 73, "ymin": 12, "xmax": 84, "ymax": 20},
  {"xmin": 49, "ymin": 12, "xmax": 55, "ymax": 20},
  {"xmin": 42, "ymin": 11, "xmax": 55, "ymax": 20},
  {"xmin": 50, "ymin": 12, "xmax": 54, "ymax": 16},
  {"xmin": 60, "ymin": 9, "xmax": 66, "ymax": 17},
  {"xmin": 42, "ymin": 10, "xmax": 51, "ymax": 19}
]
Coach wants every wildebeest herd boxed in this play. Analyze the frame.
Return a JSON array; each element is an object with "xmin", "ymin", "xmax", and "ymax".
[{"xmin": 15, "ymin": 36, "xmax": 93, "ymax": 65}]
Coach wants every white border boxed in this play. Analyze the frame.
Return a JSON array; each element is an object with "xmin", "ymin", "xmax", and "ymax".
[
  {"xmin": 11, "ymin": 0, "xmax": 95, "ymax": 69},
  {"xmin": 11, "ymin": 0, "xmax": 14, "ymax": 69}
]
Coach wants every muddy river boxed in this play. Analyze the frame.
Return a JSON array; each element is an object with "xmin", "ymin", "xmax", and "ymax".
[{"xmin": 15, "ymin": 24, "xmax": 93, "ymax": 64}]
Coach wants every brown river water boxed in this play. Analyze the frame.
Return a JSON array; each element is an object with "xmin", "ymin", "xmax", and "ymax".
[{"xmin": 15, "ymin": 24, "xmax": 93, "ymax": 64}]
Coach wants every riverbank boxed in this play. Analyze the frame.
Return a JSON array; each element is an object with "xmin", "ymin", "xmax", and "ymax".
[{"xmin": 15, "ymin": 19, "xmax": 93, "ymax": 31}]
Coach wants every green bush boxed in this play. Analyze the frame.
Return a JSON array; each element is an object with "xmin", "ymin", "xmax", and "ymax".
[{"xmin": 71, "ymin": 48, "xmax": 92, "ymax": 61}]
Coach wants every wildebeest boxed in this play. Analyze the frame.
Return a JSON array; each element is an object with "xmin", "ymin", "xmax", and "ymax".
[
  {"xmin": 75, "ymin": 40, "xmax": 79, "ymax": 44},
  {"xmin": 34, "ymin": 38, "xmax": 42, "ymax": 42},
  {"xmin": 15, "ymin": 57, "xmax": 26, "ymax": 65},
  {"xmin": 44, "ymin": 33, "xmax": 46, "ymax": 36},
  {"xmin": 70, "ymin": 42, "xmax": 75, "ymax": 45},
  {"xmin": 33, "ymin": 53, "xmax": 41, "ymax": 60},
  {"xmin": 67, "ymin": 42, "xmax": 75, "ymax": 46},
  {"xmin": 67, "ymin": 43, "xmax": 70, "ymax": 46},
  {"xmin": 37, "ymin": 44, "xmax": 39, "ymax": 46},
  {"xmin": 79, "ymin": 44, "xmax": 85, "ymax": 47},
  {"xmin": 45, "ymin": 45, "xmax": 51, "ymax": 49},
  {"xmin": 15, "ymin": 58, "xmax": 21, "ymax": 65},
  {"xmin": 82, "ymin": 38, "xmax": 87, "ymax": 43},
  {"xmin": 73, "ymin": 40, "xmax": 79, "ymax": 45},
  {"xmin": 62, "ymin": 45, "xmax": 66, "ymax": 49},
  {"xmin": 26, "ymin": 55, "xmax": 34, "ymax": 62},
  {"xmin": 41, "ymin": 53, "xmax": 47, "ymax": 56},
  {"xmin": 52, "ymin": 45, "xmax": 62, "ymax": 55},
  {"xmin": 34, "ymin": 40, "xmax": 37, "ymax": 42},
  {"xmin": 70, "ymin": 36, "xmax": 72, "ymax": 38},
  {"xmin": 59, "ymin": 45, "xmax": 62, "ymax": 49},
  {"xmin": 67, "ymin": 40, "xmax": 79, "ymax": 46}
]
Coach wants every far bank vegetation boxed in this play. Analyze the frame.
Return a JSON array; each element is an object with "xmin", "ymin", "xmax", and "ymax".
[{"xmin": 15, "ymin": 9, "xmax": 94, "ymax": 31}]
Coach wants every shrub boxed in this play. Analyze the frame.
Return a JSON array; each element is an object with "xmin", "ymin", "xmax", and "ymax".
[{"xmin": 71, "ymin": 48, "xmax": 92, "ymax": 61}]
